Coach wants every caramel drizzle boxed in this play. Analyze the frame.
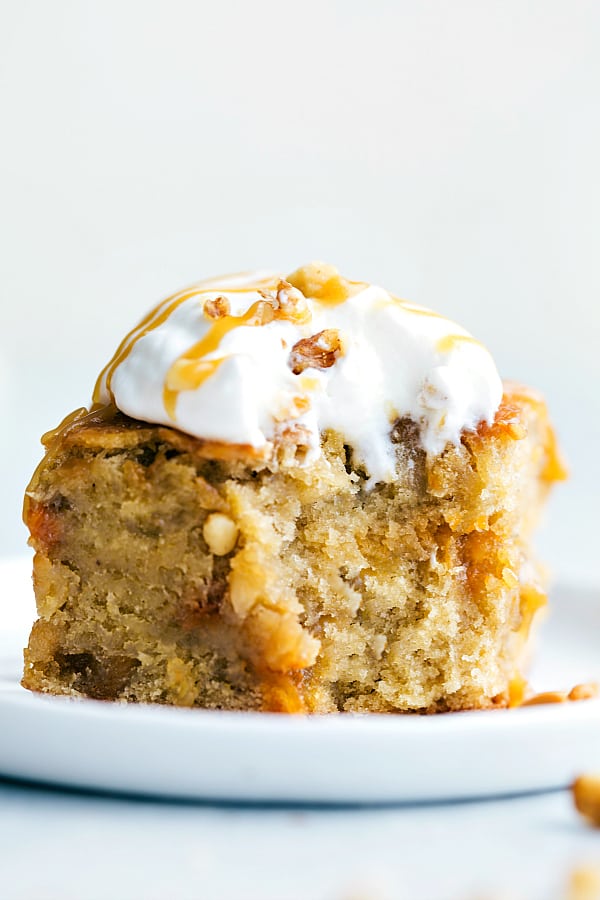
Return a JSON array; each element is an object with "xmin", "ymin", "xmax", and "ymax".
[
  {"xmin": 161, "ymin": 284, "xmax": 461, "ymax": 417},
  {"xmin": 309, "ymin": 278, "xmax": 365, "ymax": 307},
  {"xmin": 436, "ymin": 333, "xmax": 482, "ymax": 354},
  {"xmin": 93, "ymin": 288, "xmax": 201, "ymax": 405},
  {"xmin": 381, "ymin": 298, "xmax": 486, "ymax": 354},
  {"xmin": 397, "ymin": 302, "xmax": 445, "ymax": 319},
  {"xmin": 92, "ymin": 275, "xmax": 279, "ymax": 406},
  {"xmin": 163, "ymin": 296, "xmax": 300, "ymax": 419}
]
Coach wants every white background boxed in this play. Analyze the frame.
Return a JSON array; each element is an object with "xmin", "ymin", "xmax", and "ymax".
[{"xmin": 1, "ymin": 1, "xmax": 599, "ymax": 584}]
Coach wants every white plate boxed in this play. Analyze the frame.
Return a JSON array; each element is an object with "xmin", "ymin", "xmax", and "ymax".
[{"xmin": 1, "ymin": 557, "xmax": 599, "ymax": 804}]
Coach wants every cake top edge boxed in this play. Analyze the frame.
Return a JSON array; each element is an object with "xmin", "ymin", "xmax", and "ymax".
[{"xmin": 92, "ymin": 261, "xmax": 503, "ymax": 484}]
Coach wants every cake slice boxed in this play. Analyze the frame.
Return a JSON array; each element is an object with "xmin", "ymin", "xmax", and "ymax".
[{"xmin": 22, "ymin": 263, "xmax": 566, "ymax": 712}]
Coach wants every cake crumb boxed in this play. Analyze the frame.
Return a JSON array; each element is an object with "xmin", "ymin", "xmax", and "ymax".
[
  {"xmin": 519, "ymin": 682, "xmax": 599, "ymax": 707},
  {"xmin": 521, "ymin": 690, "xmax": 568, "ymax": 706},
  {"xmin": 567, "ymin": 865, "xmax": 600, "ymax": 900}
]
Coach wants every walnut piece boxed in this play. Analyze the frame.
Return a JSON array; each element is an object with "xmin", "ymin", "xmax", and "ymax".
[
  {"xmin": 274, "ymin": 280, "xmax": 311, "ymax": 324},
  {"xmin": 289, "ymin": 329, "xmax": 342, "ymax": 375},
  {"xmin": 203, "ymin": 513, "xmax": 239, "ymax": 556},
  {"xmin": 203, "ymin": 295, "xmax": 230, "ymax": 319}
]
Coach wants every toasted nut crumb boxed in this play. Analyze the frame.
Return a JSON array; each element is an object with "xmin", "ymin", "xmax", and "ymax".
[
  {"xmin": 569, "ymin": 683, "xmax": 600, "ymax": 702},
  {"xmin": 519, "ymin": 683, "xmax": 599, "ymax": 707},
  {"xmin": 203, "ymin": 513, "xmax": 239, "ymax": 556},
  {"xmin": 521, "ymin": 690, "xmax": 568, "ymax": 706},
  {"xmin": 289, "ymin": 329, "xmax": 343, "ymax": 375},
  {"xmin": 203, "ymin": 295, "xmax": 231, "ymax": 319},
  {"xmin": 286, "ymin": 262, "xmax": 343, "ymax": 298},
  {"xmin": 568, "ymin": 865, "xmax": 600, "ymax": 900},
  {"xmin": 573, "ymin": 775, "xmax": 600, "ymax": 826}
]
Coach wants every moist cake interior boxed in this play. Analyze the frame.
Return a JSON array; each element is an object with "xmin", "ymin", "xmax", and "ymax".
[{"xmin": 22, "ymin": 384, "xmax": 564, "ymax": 713}]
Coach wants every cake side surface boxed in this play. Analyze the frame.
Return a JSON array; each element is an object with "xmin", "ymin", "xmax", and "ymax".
[{"xmin": 22, "ymin": 384, "xmax": 564, "ymax": 712}]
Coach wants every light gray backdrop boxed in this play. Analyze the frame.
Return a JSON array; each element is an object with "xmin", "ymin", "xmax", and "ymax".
[{"xmin": 2, "ymin": 0, "xmax": 599, "ymax": 584}]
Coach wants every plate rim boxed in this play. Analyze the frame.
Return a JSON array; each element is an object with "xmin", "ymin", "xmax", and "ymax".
[{"xmin": 1, "ymin": 557, "xmax": 599, "ymax": 803}]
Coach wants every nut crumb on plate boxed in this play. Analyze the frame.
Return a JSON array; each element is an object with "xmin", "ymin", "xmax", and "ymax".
[{"xmin": 573, "ymin": 775, "xmax": 600, "ymax": 827}]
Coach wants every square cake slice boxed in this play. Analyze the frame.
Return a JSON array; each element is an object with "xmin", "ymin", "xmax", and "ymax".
[{"xmin": 22, "ymin": 264, "xmax": 565, "ymax": 712}]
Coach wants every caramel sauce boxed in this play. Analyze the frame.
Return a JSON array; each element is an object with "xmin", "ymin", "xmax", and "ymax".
[
  {"xmin": 93, "ymin": 275, "xmax": 280, "ymax": 407},
  {"xmin": 518, "ymin": 581, "xmax": 548, "ymax": 638},
  {"xmin": 194, "ymin": 272, "xmax": 278, "ymax": 294},
  {"xmin": 508, "ymin": 673, "xmax": 528, "ymax": 707},
  {"xmin": 510, "ymin": 679, "xmax": 598, "ymax": 709},
  {"xmin": 165, "ymin": 357, "xmax": 226, "ymax": 395},
  {"xmin": 312, "ymin": 277, "xmax": 363, "ymax": 306},
  {"xmin": 542, "ymin": 422, "xmax": 569, "ymax": 483},
  {"xmin": 26, "ymin": 500, "xmax": 63, "ymax": 548},
  {"xmin": 23, "ymin": 405, "xmax": 118, "ymax": 526},
  {"xmin": 163, "ymin": 297, "xmax": 301, "ymax": 419},
  {"xmin": 373, "ymin": 294, "xmax": 452, "ymax": 324},
  {"xmin": 286, "ymin": 263, "xmax": 365, "ymax": 308},
  {"xmin": 478, "ymin": 382, "xmax": 568, "ymax": 482},
  {"xmin": 93, "ymin": 287, "xmax": 208, "ymax": 405},
  {"xmin": 519, "ymin": 683, "xmax": 599, "ymax": 707},
  {"xmin": 259, "ymin": 670, "xmax": 307, "ymax": 713},
  {"xmin": 521, "ymin": 690, "xmax": 569, "ymax": 706},
  {"xmin": 436, "ymin": 334, "xmax": 482, "ymax": 354},
  {"xmin": 41, "ymin": 407, "xmax": 92, "ymax": 449}
]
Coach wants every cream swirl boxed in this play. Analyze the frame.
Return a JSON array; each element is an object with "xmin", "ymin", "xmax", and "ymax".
[{"xmin": 94, "ymin": 263, "xmax": 502, "ymax": 483}]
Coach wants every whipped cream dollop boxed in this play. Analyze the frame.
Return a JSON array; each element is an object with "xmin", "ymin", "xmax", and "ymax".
[{"xmin": 94, "ymin": 263, "xmax": 502, "ymax": 483}]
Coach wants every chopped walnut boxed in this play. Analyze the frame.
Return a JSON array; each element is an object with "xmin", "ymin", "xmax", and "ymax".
[
  {"xmin": 274, "ymin": 280, "xmax": 311, "ymax": 324},
  {"xmin": 390, "ymin": 416, "xmax": 421, "ymax": 446},
  {"xmin": 573, "ymin": 774, "xmax": 600, "ymax": 827},
  {"xmin": 203, "ymin": 295, "xmax": 231, "ymax": 319},
  {"xmin": 289, "ymin": 329, "xmax": 343, "ymax": 375},
  {"xmin": 519, "ymin": 682, "xmax": 599, "ymax": 707},
  {"xmin": 255, "ymin": 281, "xmax": 311, "ymax": 325},
  {"xmin": 203, "ymin": 513, "xmax": 239, "ymax": 556}
]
